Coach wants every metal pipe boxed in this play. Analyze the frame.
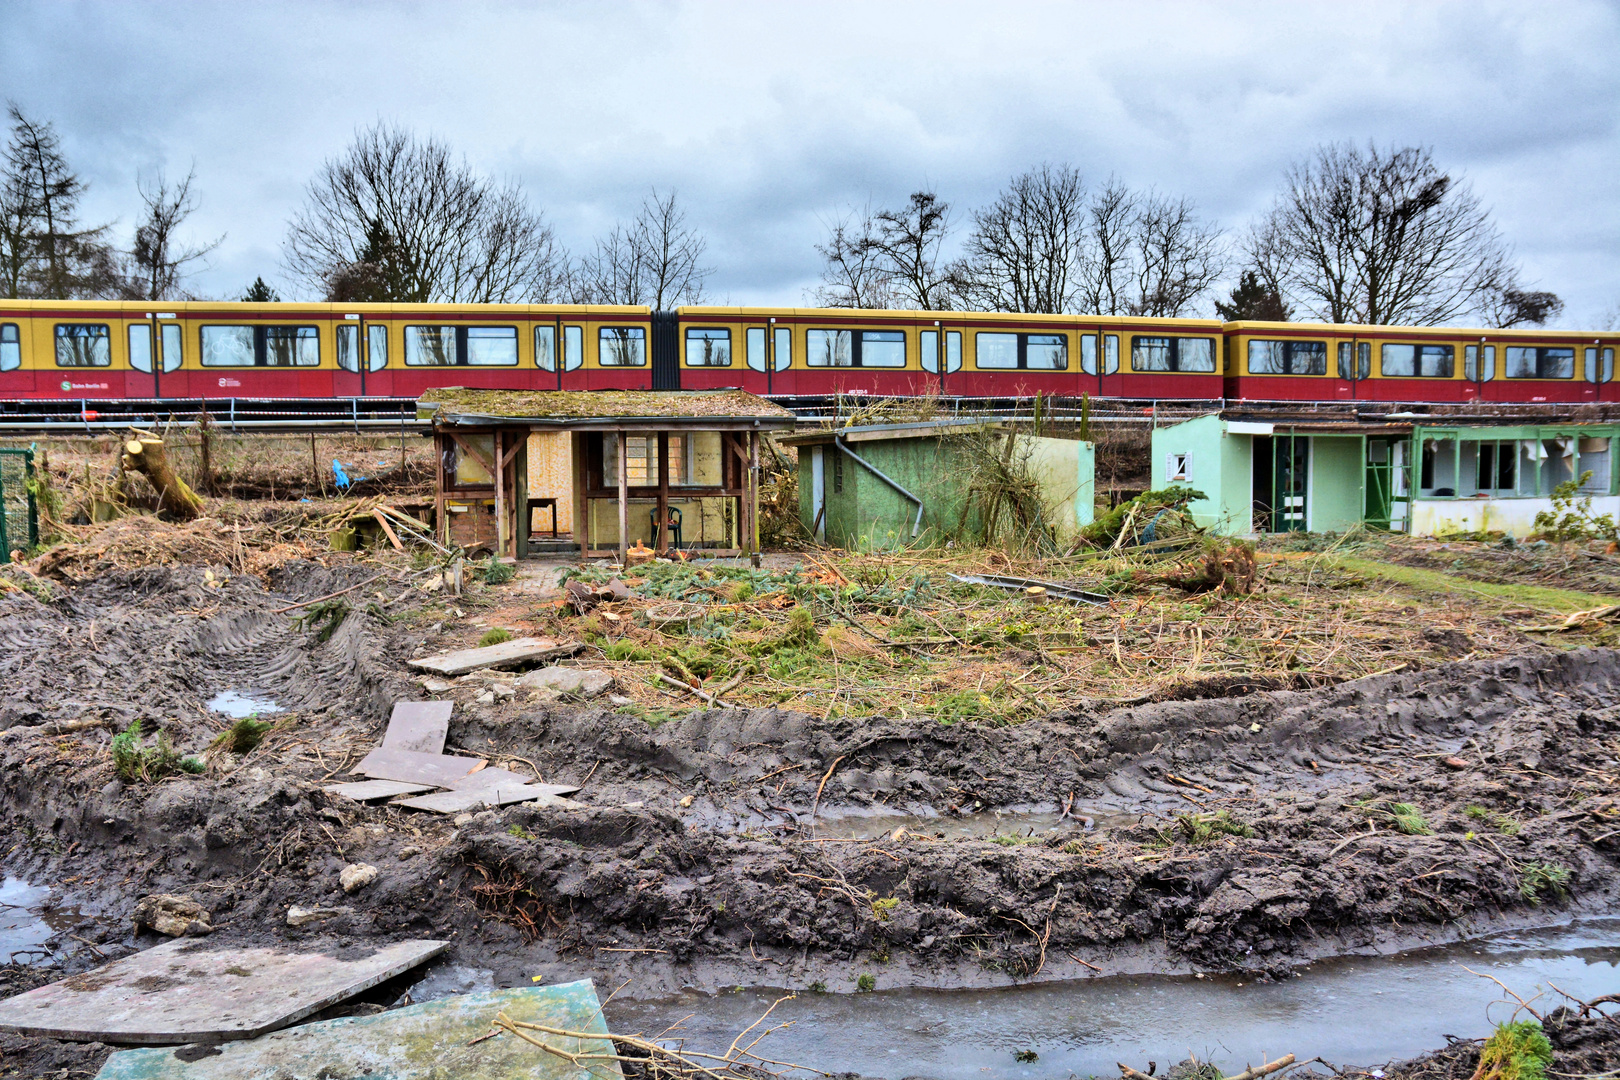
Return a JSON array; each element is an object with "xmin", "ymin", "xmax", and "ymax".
[{"xmin": 832, "ymin": 434, "xmax": 925, "ymax": 538}]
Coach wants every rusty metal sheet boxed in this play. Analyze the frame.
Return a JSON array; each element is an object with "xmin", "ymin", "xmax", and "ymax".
[
  {"xmin": 393, "ymin": 784, "xmax": 583, "ymax": 814},
  {"xmin": 381, "ymin": 701, "xmax": 453, "ymax": 754},
  {"xmin": 353, "ymin": 748, "xmax": 486, "ymax": 787},
  {"xmin": 93, "ymin": 979, "xmax": 619, "ymax": 1079},
  {"xmin": 406, "ymin": 638, "xmax": 582, "ymax": 677},
  {"xmin": 0, "ymin": 938, "xmax": 447, "ymax": 1045},
  {"xmin": 323, "ymin": 780, "xmax": 437, "ymax": 802}
]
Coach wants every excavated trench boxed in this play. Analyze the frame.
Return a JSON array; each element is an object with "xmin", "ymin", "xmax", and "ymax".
[{"xmin": 1, "ymin": 564, "xmax": 1618, "ymax": 1076}]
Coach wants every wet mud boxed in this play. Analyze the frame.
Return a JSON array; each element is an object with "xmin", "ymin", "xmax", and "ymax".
[{"xmin": 1, "ymin": 563, "xmax": 1618, "ymax": 1076}]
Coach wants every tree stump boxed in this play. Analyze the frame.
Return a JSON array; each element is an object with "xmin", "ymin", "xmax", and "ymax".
[{"xmin": 122, "ymin": 433, "xmax": 204, "ymax": 520}]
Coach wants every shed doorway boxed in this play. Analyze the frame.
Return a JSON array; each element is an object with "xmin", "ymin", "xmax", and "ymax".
[{"xmin": 1253, "ymin": 434, "xmax": 1309, "ymax": 532}]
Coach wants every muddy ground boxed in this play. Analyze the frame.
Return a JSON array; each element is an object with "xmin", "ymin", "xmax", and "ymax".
[{"xmin": 1, "ymin": 560, "xmax": 1618, "ymax": 1077}]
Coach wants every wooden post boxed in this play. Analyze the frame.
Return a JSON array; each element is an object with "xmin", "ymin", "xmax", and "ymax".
[
  {"xmin": 571, "ymin": 431, "xmax": 589, "ymax": 561},
  {"xmin": 434, "ymin": 434, "xmax": 448, "ymax": 546},
  {"xmin": 617, "ymin": 430, "xmax": 629, "ymax": 565},
  {"xmin": 494, "ymin": 430, "xmax": 507, "ymax": 559},
  {"xmin": 656, "ymin": 431, "xmax": 670, "ymax": 554},
  {"xmin": 748, "ymin": 430, "xmax": 760, "ymax": 555}
]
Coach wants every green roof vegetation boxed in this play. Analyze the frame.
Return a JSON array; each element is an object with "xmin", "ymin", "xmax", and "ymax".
[{"xmin": 421, "ymin": 387, "xmax": 795, "ymax": 422}]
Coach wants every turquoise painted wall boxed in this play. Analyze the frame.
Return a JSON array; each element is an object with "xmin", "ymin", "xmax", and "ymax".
[{"xmin": 1309, "ymin": 435, "xmax": 1366, "ymax": 533}]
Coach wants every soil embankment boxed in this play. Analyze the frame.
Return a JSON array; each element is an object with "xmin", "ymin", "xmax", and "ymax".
[{"xmin": 1, "ymin": 562, "xmax": 1617, "ymax": 1076}]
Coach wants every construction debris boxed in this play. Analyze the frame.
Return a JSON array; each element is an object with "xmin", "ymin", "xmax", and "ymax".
[
  {"xmin": 322, "ymin": 779, "xmax": 436, "ymax": 802},
  {"xmin": 513, "ymin": 667, "xmax": 614, "ymax": 698},
  {"xmin": 393, "ymin": 783, "xmax": 582, "ymax": 814},
  {"xmin": 407, "ymin": 637, "xmax": 584, "ymax": 677},
  {"xmin": 378, "ymin": 700, "xmax": 452, "ymax": 754},
  {"xmin": 91, "ymin": 979, "xmax": 615, "ymax": 1080},
  {"xmin": 0, "ymin": 938, "xmax": 447, "ymax": 1044},
  {"xmin": 131, "ymin": 895, "xmax": 212, "ymax": 938},
  {"xmin": 948, "ymin": 571, "xmax": 1109, "ymax": 605},
  {"xmin": 353, "ymin": 748, "xmax": 491, "ymax": 788}
]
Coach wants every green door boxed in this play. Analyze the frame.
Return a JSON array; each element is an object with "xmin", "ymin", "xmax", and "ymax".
[
  {"xmin": 1364, "ymin": 439, "xmax": 1394, "ymax": 529},
  {"xmin": 1273, "ymin": 434, "xmax": 1308, "ymax": 532}
]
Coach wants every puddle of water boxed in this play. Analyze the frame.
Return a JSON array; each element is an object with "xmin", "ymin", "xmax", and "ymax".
[
  {"xmin": 605, "ymin": 920, "xmax": 1620, "ymax": 1077},
  {"xmin": 808, "ymin": 805, "xmax": 1143, "ymax": 841},
  {"xmin": 0, "ymin": 877, "xmax": 82, "ymax": 965},
  {"xmin": 206, "ymin": 689, "xmax": 283, "ymax": 719}
]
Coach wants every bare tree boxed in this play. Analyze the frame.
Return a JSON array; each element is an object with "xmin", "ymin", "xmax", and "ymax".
[
  {"xmin": 283, "ymin": 121, "xmax": 569, "ymax": 303},
  {"xmin": 1, "ymin": 103, "xmax": 115, "ymax": 298},
  {"xmin": 873, "ymin": 190, "xmax": 954, "ymax": 309},
  {"xmin": 1127, "ymin": 191, "xmax": 1225, "ymax": 316},
  {"xmin": 1479, "ymin": 285, "xmax": 1564, "ymax": 329},
  {"xmin": 1076, "ymin": 178, "xmax": 1138, "ymax": 316},
  {"xmin": 122, "ymin": 168, "xmax": 222, "ymax": 301},
  {"xmin": 810, "ymin": 205, "xmax": 895, "ymax": 308},
  {"xmin": 952, "ymin": 164, "xmax": 1087, "ymax": 314},
  {"xmin": 575, "ymin": 188, "xmax": 710, "ymax": 307},
  {"xmin": 1248, "ymin": 142, "xmax": 1525, "ymax": 326}
]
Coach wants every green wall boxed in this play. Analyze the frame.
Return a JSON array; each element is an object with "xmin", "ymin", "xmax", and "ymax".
[{"xmin": 1308, "ymin": 435, "xmax": 1365, "ymax": 532}]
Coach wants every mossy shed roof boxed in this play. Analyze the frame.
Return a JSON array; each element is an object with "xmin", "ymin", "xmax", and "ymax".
[{"xmin": 421, "ymin": 388, "xmax": 797, "ymax": 430}]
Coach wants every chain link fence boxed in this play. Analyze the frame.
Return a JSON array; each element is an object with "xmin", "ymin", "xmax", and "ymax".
[{"xmin": 0, "ymin": 447, "xmax": 39, "ymax": 562}]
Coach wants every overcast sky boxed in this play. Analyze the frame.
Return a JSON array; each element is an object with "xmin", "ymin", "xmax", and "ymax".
[{"xmin": 3, "ymin": 0, "xmax": 1617, "ymax": 324}]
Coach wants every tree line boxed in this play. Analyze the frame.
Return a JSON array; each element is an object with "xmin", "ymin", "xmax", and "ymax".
[{"xmin": 0, "ymin": 105, "xmax": 1573, "ymax": 328}]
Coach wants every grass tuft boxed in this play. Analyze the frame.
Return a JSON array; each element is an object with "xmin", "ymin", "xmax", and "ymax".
[
  {"xmin": 212, "ymin": 717, "xmax": 274, "ymax": 755},
  {"xmin": 1474, "ymin": 1019, "xmax": 1553, "ymax": 1080},
  {"xmin": 478, "ymin": 627, "xmax": 514, "ymax": 647},
  {"xmin": 1518, "ymin": 861, "xmax": 1571, "ymax": 905},
  {"xmin": 1388, "ymin": 802, "xmax": 1433, "ymax": 836}
]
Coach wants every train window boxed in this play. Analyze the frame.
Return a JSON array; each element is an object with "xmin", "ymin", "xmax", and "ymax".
[
  {"xmin": 129, "ymin": 325, "xmax": 154, "ymax": 373},
  {"xmin": 1585, "ymin": 348, "xmax": 1598, "ymax": 383},
  {"xmin": 1337, "ymin": 342, "xmax": 1371, "ymax": 380},
  {"xmin": 201, "ymin": 326, "xmax": 256, "ymax": 366},
  {"xmin": 1465, "ymin": 344, "xmax": 1497, "ymax": 382},
  {"xmin": 564, "ymin": 325, "xmax": 583, "ymax": 370},
  {"xmin": 976, "ymin": 333, "xmax": 1018, "ymax": 369},
  {"xmin": 1081, "ymin": 335, "xmax": 1096, "ymax": 374},
  {"xmin": 1381, "ymin": 343, "xmax": 1453, "ymax": 378},
  {"xmin": 467, "ymin": 326, "xmax": 519, "ymax": 366},
  {"xmin": 1505, "ymin": 346, "xmax": 1574, "ymax": 379},
  {"xmin": 534, "ymin": 326, "xmax": 556, "ymax": 371},
  {"xmin": 1105, "ymin": 334, "xmax": 1119, "ymax": 374},
  {"xmin": 264, "ymin": 326, "xmax": 320, "ymax": 367},
  {"xmin": 54, "ymin": 324, "xmax": 110, "ymax": 367},
  {"xmin": 1248, "ymin": 340, "xmax": 1326, "ymax": 375},
  {"xmin": 337, "ymin": 324, "xmax": 387, "ymax": 371},
  {"xmin": 685, "ymin": 327, "xmax": 730, "ymax": 366},
  {"xmin": 861, "ymin": 330, "xmax": 906, "ymax": 367},
  {"xmin": 746, "ymin": 328, "xmax": 766, "ymax": 372},
  {"xmin": 600, "ymin": 326, "xmax": 647, "ymax": 366},
  {"xmin": 946, "ymin": 330, "xmax": 961, "ymax": 372},
  {"xmin": 920, "ymin": 330, "xmax": 938, "ymax": 373},
  {"xmin": 405, "ymin": 326, "xmax": 457, "ymax": 366},
  {"xmin": 0, "ymin": 324, "xmax": 18, "ymax": 371},
  {"xmin": 774, "ymin": 326, "xmax": 792, "ymax": 371},
  {"xmin": 1131, "ymin": 336, "xmax": 1214, "ymax": 373},
  {"xmin": 807, "ymin": 329, "xmax": 852, "ymax": 367},
  {"xmin": 1027, "ymin": 334, "xmax": 1067, "ymax": 370}
]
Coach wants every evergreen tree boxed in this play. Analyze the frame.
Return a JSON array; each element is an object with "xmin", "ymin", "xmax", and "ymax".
[
  {"xmin": 1215, "ymin": 269, "xmax": 1290, "ymax": 321},
  {"xmin": 241, "ymin": 276, "xmax": 280, "ymax": 302}
]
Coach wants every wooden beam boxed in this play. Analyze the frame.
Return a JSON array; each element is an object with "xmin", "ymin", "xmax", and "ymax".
[
  {"xmin": 656, "ymin": 431, "xmax": 670, "ymax": 555},
  {"xmin": 748, "ymin": 430, "xmax": 760, "ymax": 555},
  {"xmin": 617, "ymin": 430, "xmax": 629, "ymax": 565},
  {"xmin": 447, "ymin": 431, "xmax": 497, "ymax": 477},
  {"xmin": 494, "ymin": 430, "xmax": 507, "ymax": 559},
  {"xmin": 572, "ymin": 432, "xmax": 589, "ymax": 560},
  {"xmin": 434, "ymin": 434, "xmax": 448, "ymax": 545}
]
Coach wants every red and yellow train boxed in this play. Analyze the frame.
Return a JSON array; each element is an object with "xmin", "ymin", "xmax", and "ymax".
[{"xmin": 1, "ymin": 299, "xmax": 1615, "ymax": 405}]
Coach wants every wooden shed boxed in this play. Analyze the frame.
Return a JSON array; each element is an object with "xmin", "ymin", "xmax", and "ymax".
[{"xmin": 420, "ymin": 388, "xmax": 796, "ymax": 561}]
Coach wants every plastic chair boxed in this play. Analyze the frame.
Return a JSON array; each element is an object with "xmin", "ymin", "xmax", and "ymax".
[{"xmin": 650, "ymin": 505, "xmax": 682, "ymax": 550}]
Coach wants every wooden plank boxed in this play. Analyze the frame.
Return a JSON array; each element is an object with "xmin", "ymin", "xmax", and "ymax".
[
  {"xmin": 93, "ymin": 979, "xmax": 618, "ymax": 1079},
  {"xmin": 352, "ymin": 748, "xmax": 486, "ymax": 787},
  {"xmin": 381, "ymin": 701, "xmax": 453, "ymax": 754},
  {"xmin": 617, "ymin": 430, "xmax": 629, "ymax": 565},
  {"xmin": 392, "ymin": 783, "xmax": 583, "ymax": 814},
  {"xmin": 0, "ymin": 938, "xmax": 447, "ymax": 1045},
  {"xmin": 322, "ymin": 779, "xmax": 436, "ymax": 802},
  {"xmin": 405, "ymin": 637, "xmax": 581, "ymax": 677}
]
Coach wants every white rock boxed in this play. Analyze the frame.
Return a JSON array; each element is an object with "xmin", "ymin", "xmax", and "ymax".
[
  {"xmin": 491, "ymin": 683, "xmax": 515, "ymax": 701},
  {"xmin": 286, "ymin": 904, "xmax": 345, "ymax": 927},
  {"xmin": 475, "ymin": 690, "xmax": 495, "ymax": 704},
  {"xmin": 514, "ymin": 667, "xmax": 614, "ymax": 698},
  {"xmin": 609, "ymin": 694, "xmax": 633, "ymax": 706},
  {"xmin": 420, "ymin": 678, "xmax": 454, "ymax": 694},
  {"xmin": 453, "ymin": 813, "xmax": 474, "ymax": 826},
  {"xmin": 339, "ymin": 863, "xmax": 379, "ymax": 893}
]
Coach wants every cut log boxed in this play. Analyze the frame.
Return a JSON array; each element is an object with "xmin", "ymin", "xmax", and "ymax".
[{"xmin": 121, "ymin": 433, "xmax": 203, "ymax": 520}]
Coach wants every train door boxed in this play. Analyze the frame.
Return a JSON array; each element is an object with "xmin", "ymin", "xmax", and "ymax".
[
  {"xmin": 1334, "ymin": 340, "xmax": 1370, "ymax": 401},
  {"xmin": 920, "ymin": 326, "xmax": 961, "ymax": 396},
  {"xmin": 1081, "ymin": 331, "xmax": 1122, "ymax": 397},
  {"xmin": 335, "ymin": 317, "xmax": 388, "ymax": 398},
  {"xmin": 558, "ymin": 322, "xmax": 586, "ymax": 390},
  {"xmin": 1464, "ymin": 342, "xmax": 1496, "ymax": 403},
  {"xmin": 1583, "ymin": 344, "xmax": 1614, "ymax": 402},
  {"xmin": 128, "ymin": 315, "xmax": 183, "ymax": 399}
]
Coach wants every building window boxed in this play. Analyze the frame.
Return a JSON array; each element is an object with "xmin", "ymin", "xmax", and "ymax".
[
  {"xmin": 598, "ymin": 326, "xmax": 646, "ymax": 367},
  {"xmin": 1505, "ymin": 346, "xmax": 1575, "ymax": 379},
  {"xmin": 0, "ymin": 324, "xmax": 18, "ymax": 371},
  {"xmin": 54, "ymin": 323, "xmax": 111, "ymax": 367},
  {"xmin": 685, "ymin": 327, "xmax": 730, "ymax": 366},
  {"xmin": 1381, "ymin": 343, "xmax": 1454, "ymax": 378},
  {"xmin": 1247, "ymin": 339, "xmax": 1326, "ymax": 375},
  {"xmin": 405, "ymin": 326, "xmax": 457, "ymax": 366},
  {"xmin": 1131, "ymin": 336, "xmax": 1215, "ymax": 373},
  {"xmin": 605, "ymin": 434, "xmax": 685, "ymax": 486}
]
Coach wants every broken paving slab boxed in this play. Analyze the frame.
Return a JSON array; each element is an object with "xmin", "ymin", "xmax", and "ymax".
[
  {"xmin": 93, "ymin": 979, "xmax": 619, "ymax": 1080},
  {"xmin": 0, "ymin": 937, "xmax": 447, "ymax": 1045},
  {"xmin": 323, "ymin": 779, "xmax": 438, "ymax": 802},
  {"xmin": 407, "ymin": 637, "xmax": 583, "ymax": 677},
  {"xmin": 449, "ymin": 766, "xmax": 535, "ymax": 790},
  {"xmin": 393, "ymin": 783, "xmax": 583, "ymax": 814},
  {"xmin": 380, "ymin": 701, "xmax": 452, "ymax": 754},
  {"xmin": 353, "ymin": 747, "xmax": 487, "ymax": 787},
  {"xmin": 513, "ymin": 667, "xmax": 614, "ymax": 698}
]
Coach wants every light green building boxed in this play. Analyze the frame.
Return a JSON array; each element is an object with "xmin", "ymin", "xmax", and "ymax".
[
  {"xmin": 1152, "ymin": 412, "xmax": 1620, "ymax": 537},
  {"xmin": 782, "ymin": 421, "xmax": 1094, "ymax": 549}
]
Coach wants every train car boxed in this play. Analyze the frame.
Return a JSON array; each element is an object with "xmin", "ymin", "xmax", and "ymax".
[
  {"xmin": 0, "ymin": 299, "xmax": 654, "ymax": 402},
  {"xmin": 1224, "ymin": 321, "xmax": 1620, "ymax": 404}
]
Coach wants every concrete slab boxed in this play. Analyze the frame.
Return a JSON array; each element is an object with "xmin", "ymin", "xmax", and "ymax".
[
  {"xmin": 323, "ymin": 780, "xmax": 437, "ymax": 802},
  {"xmin": 449, "ymin": 767, "xmax": 534, "ymax": 791},
  {"xmin": 93, "ymin": 979, "xmax": 619, "ymax": 1079},
  {"xmin": 393, "ymin": 784, "xmax": 583, "ymax": 814},
  {"xmin": 0, "ymin": 938, "xmax": 447, "ymax": 1045},
  {"xmin": 380, "ymin": 702, "xmax": 453, "ymax": 755},
  {"xmin": 353, "ymin": 748, "xmax": 486, "ymax": 787},
  {"xmin": 406, "ymin": 638, "xmax": 582, "ymax": 677}
]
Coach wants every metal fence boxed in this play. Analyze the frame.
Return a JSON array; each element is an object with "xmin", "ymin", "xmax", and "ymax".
[{"xmin": 0, "ymin": 447, "xmax": 38, "ymax": 562}]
